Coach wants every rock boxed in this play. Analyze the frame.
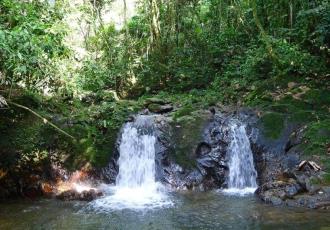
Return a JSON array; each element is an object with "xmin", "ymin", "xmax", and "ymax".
[
  {"xmin": 195, "ymin": 142, "xmax": 212, "ymax": 157},
  {"xmin": 293, "ymin": 172, "xmax": 308, "ymax": 189},
  {"xmin": 148, "ymin": 103, "xmax": 173, "ymax": 114},
  {"xmin": 209, "ymin": 107, "xmax": 216, "ymax": 115},
  {"xmin": 126, "ymin": 116, "xmax": 135, "ymax": 122},
  {"xmin": 102, "ymin": 106, "xmax": 327, "ymax": 209},
  {"xmin": 305, "ymin": 178, "xmax": 322, "ymax": 194},
  {"xmin": 270, "ymin": 196, "xmax": 284, "ymax": 206},
  {"xmin": 144, "ymin": 98, "xmax": 167, "ymax": 106},
  {"xmin": 56, "ymin": 189, "xmax": 103, "ymax": 201},
  {"xmin": 288, "ymin": 82, "xmax": 298, "ymax": 89},
  {"xmin": 284, "ymin": 183, "xmax": 301, "ymax": 197},
  {"xmin": 321, "ymin": 186, "xmax": 330, "ymax": 194},
  {"xmin": 41, "ymin": 182, "xmax": 56, "ymax": 197},
  {"xmin": 256, "ymin": 179, "xmax": 304, "ymax": 205}
]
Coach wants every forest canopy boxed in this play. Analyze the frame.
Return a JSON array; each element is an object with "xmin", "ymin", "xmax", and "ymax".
[
  {"xmin": 0, "ymin": 0, "xmax": 328, "ymax": 98},
  {"xmin": 0, "ymin": 0, "xmax": 329, "ymax": 169}
]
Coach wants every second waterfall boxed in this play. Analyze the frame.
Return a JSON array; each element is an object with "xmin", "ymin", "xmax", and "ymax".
[{"xmin": 223, "ymin": 121, "xmax": 258, "ymax": 195}]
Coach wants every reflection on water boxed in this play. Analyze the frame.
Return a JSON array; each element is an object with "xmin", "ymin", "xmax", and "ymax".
[{"xmin": 1, "ymin": 192, "xmax": 330, "ymax": 230}]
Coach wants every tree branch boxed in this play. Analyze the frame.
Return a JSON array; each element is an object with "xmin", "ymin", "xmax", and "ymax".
[{"xmin": 8, "ymin": 101, "xmax": 76, "ymax": 140}]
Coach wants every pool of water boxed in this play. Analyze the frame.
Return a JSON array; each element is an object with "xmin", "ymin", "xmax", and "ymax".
[{"xmin": 1, "ymin": 191, "xmax": 330, "ymax": 230}]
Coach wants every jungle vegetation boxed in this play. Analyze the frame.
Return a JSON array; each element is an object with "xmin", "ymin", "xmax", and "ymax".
[{"xmin": 0, "ymin": 0, "xmax": 329, "ymax": 181}]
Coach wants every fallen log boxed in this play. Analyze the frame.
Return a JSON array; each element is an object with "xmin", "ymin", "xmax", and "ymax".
[{"xmin": 298, "ymin": 160, "xmax": 321, "ymax": 172}]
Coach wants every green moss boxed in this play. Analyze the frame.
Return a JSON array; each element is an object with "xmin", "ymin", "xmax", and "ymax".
[
  {"xmin": 279, "ymin": 96, "xmax": 312, "ymax": 110},
  {"xmin": 322, "ymin": 173, "xmax": 330, "ymax": 185},
  {"xmin": 260, "ymin": 112, "xmax": 285, "ymax": 139},
  {"xmin": 269, "ymin": 104, "xmax": 292, "ymax": 113},
  {"xmin": 303, "ymin": 89, "xmax": 330, "ymax": 106},
  {"xmin": 144, "ymin": 97, "xmax": 167, "ymax": 105},
  {"xmin": 289, "ymin": 110, "xmax": 316, "ymax": 123},
  {"xmin": 0, "ymin": 112, "xmax": 43, "ymax": 154},
  {"xmin": 148, "ymin": 103, "xmax": 162, "ymax": 112},
  {"xmin": 301, "ymin": 120, "xmax": 330, "ymax": 179},
  {"xmin": 172, "ymin": 105, "xmax": 195, "ymax": 121},
  {"xmin": 170, "ymin": 112, "xmax": 210, "ymax": 169},
  {"xmin": 303, "ymin": 119, "xmax": 330, "ymax": 156}
]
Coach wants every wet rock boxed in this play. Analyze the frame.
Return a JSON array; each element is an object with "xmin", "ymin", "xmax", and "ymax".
[
  {"xmin": 196, "ymin": 142, "xmax": 212, "ymax": 157},
  {"xmin": 197, "ymin": 156, "xmax": 215, "ymax": 168},
  {"xmin": 256, "ymin": 179, "xmax": 304, "ymax": 204},
  {"xmin": 270, "ymin": 196, "xmax": 283, "ymax": 206},
  {"xmin": 321, "ymin": 186, "xmax": 330, "ymax": 194},
  {"xmin": 285, "ymin": 183, "xmax": 301, "ymax": 197},
  {"xmin": 41, "ymin": 182, "xmax": 56, "ymax": 197},
  {"xmin": 305, "ymin": 178, "xmax": 322, "ymax": 194},
  {"xmin": 104, "ymin": 107, "xmax": 328, "ymax": 209},
  {"xmin": 97, "ymin": 159, "xmax": 118, "ymax": 184},
  {"xmin": 56, "ymin": 189, "xmax": 103, "ymax": 201}
]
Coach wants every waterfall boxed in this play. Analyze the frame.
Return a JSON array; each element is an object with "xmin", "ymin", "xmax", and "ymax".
[
  {"xmin": 116, "ymin": 121, "xmax": 157, "ymax": 188},
  {"xmin": 90, "ymin": 115, "xmax": 171, "ymax": 211},
  {"xmin": 223, "ymin": 122, "xmax": 257, "ymax": 195}
]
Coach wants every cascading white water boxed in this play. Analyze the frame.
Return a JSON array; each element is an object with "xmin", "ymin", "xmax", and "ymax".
[
  {"xmin": 116, "ymin": 122, "xmax": 157, "ymax": 188},
  {"xmin": 90, "ymin": 116, "xmax": 171, "ymax": 211},
  {"xmin": 223, "ymin": 122, "xmax": 258, "ymax": 196}
]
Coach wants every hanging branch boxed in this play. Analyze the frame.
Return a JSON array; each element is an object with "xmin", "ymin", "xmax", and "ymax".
[{"xmin": 7, "ymin": 100, "xmax": 76, "ymax": 140}]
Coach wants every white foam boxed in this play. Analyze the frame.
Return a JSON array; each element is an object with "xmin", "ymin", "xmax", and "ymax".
[
  {"xmin": 221, "ymin": 187, "xmax": 257, "ymax": 196},
  {"xmin": 90, "ymin": 184, "xmax": 172, "ymax": 211}
]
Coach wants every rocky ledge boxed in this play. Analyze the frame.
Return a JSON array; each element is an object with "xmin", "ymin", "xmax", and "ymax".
[{"xmin": 104, "ymin": 105, "xmax": 330, "ymax": 209}]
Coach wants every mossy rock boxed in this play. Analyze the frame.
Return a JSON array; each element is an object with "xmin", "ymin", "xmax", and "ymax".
[
  {"xmin": 172, "ymin": 105, "xmax": 195, "ymax": 121},
  {"xmin": 259, "ymin": 112, "xmax": 285, "ymax": 140},
  {"xmin": 301, "ymin": 120, "xmax": 330, "ymax": 178},
  {"xmin": 288, "ymin": 110, "xmax": 316, "ymax": 123},
  {"xmin": 148, "ymin": 103, "xmax": 162, "ymax": 113},
  {"xmin": 322, "ymin": 173, "xmax": 330, "ymax": 185},
  {"xmin": 170, "ymin": 111, "xmax": 211, "ymax": 169},
  {"xmin": 303, "ymin": 119, "xmax": 330, "ymax": 157},
  {"xmin": 303, "ymin": 89, "xmax": 330, "ymax": 107},
  {"xmin": 148, "ymin": 103, "xmax": 173, "ymax": 113},
  {"xmin": 144, "ymin": 97, "xmax": 167, "ymax": 106}
]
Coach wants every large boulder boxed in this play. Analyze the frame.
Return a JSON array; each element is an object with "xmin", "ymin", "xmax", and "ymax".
[{"xmin": 152, "ymin": 110, "xmax": 230, "ymax": 190}]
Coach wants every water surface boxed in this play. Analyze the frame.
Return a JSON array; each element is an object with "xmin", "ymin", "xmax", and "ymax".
[{"xmin": 1, "ymin": 191, "xmax": 330, "ymax": 230}]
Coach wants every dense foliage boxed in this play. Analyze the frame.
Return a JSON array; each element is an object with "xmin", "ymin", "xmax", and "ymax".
[
  {"xmin": 79, "ymin": 0, "xmax": 329, "ymax": 97},
  {"xmin": 0, "ymin": 0, "xmax": 329, "ymax": 181},
  {"xmin": 0, "ymin": 0, "xmax": 68, "ymax": 92}
]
